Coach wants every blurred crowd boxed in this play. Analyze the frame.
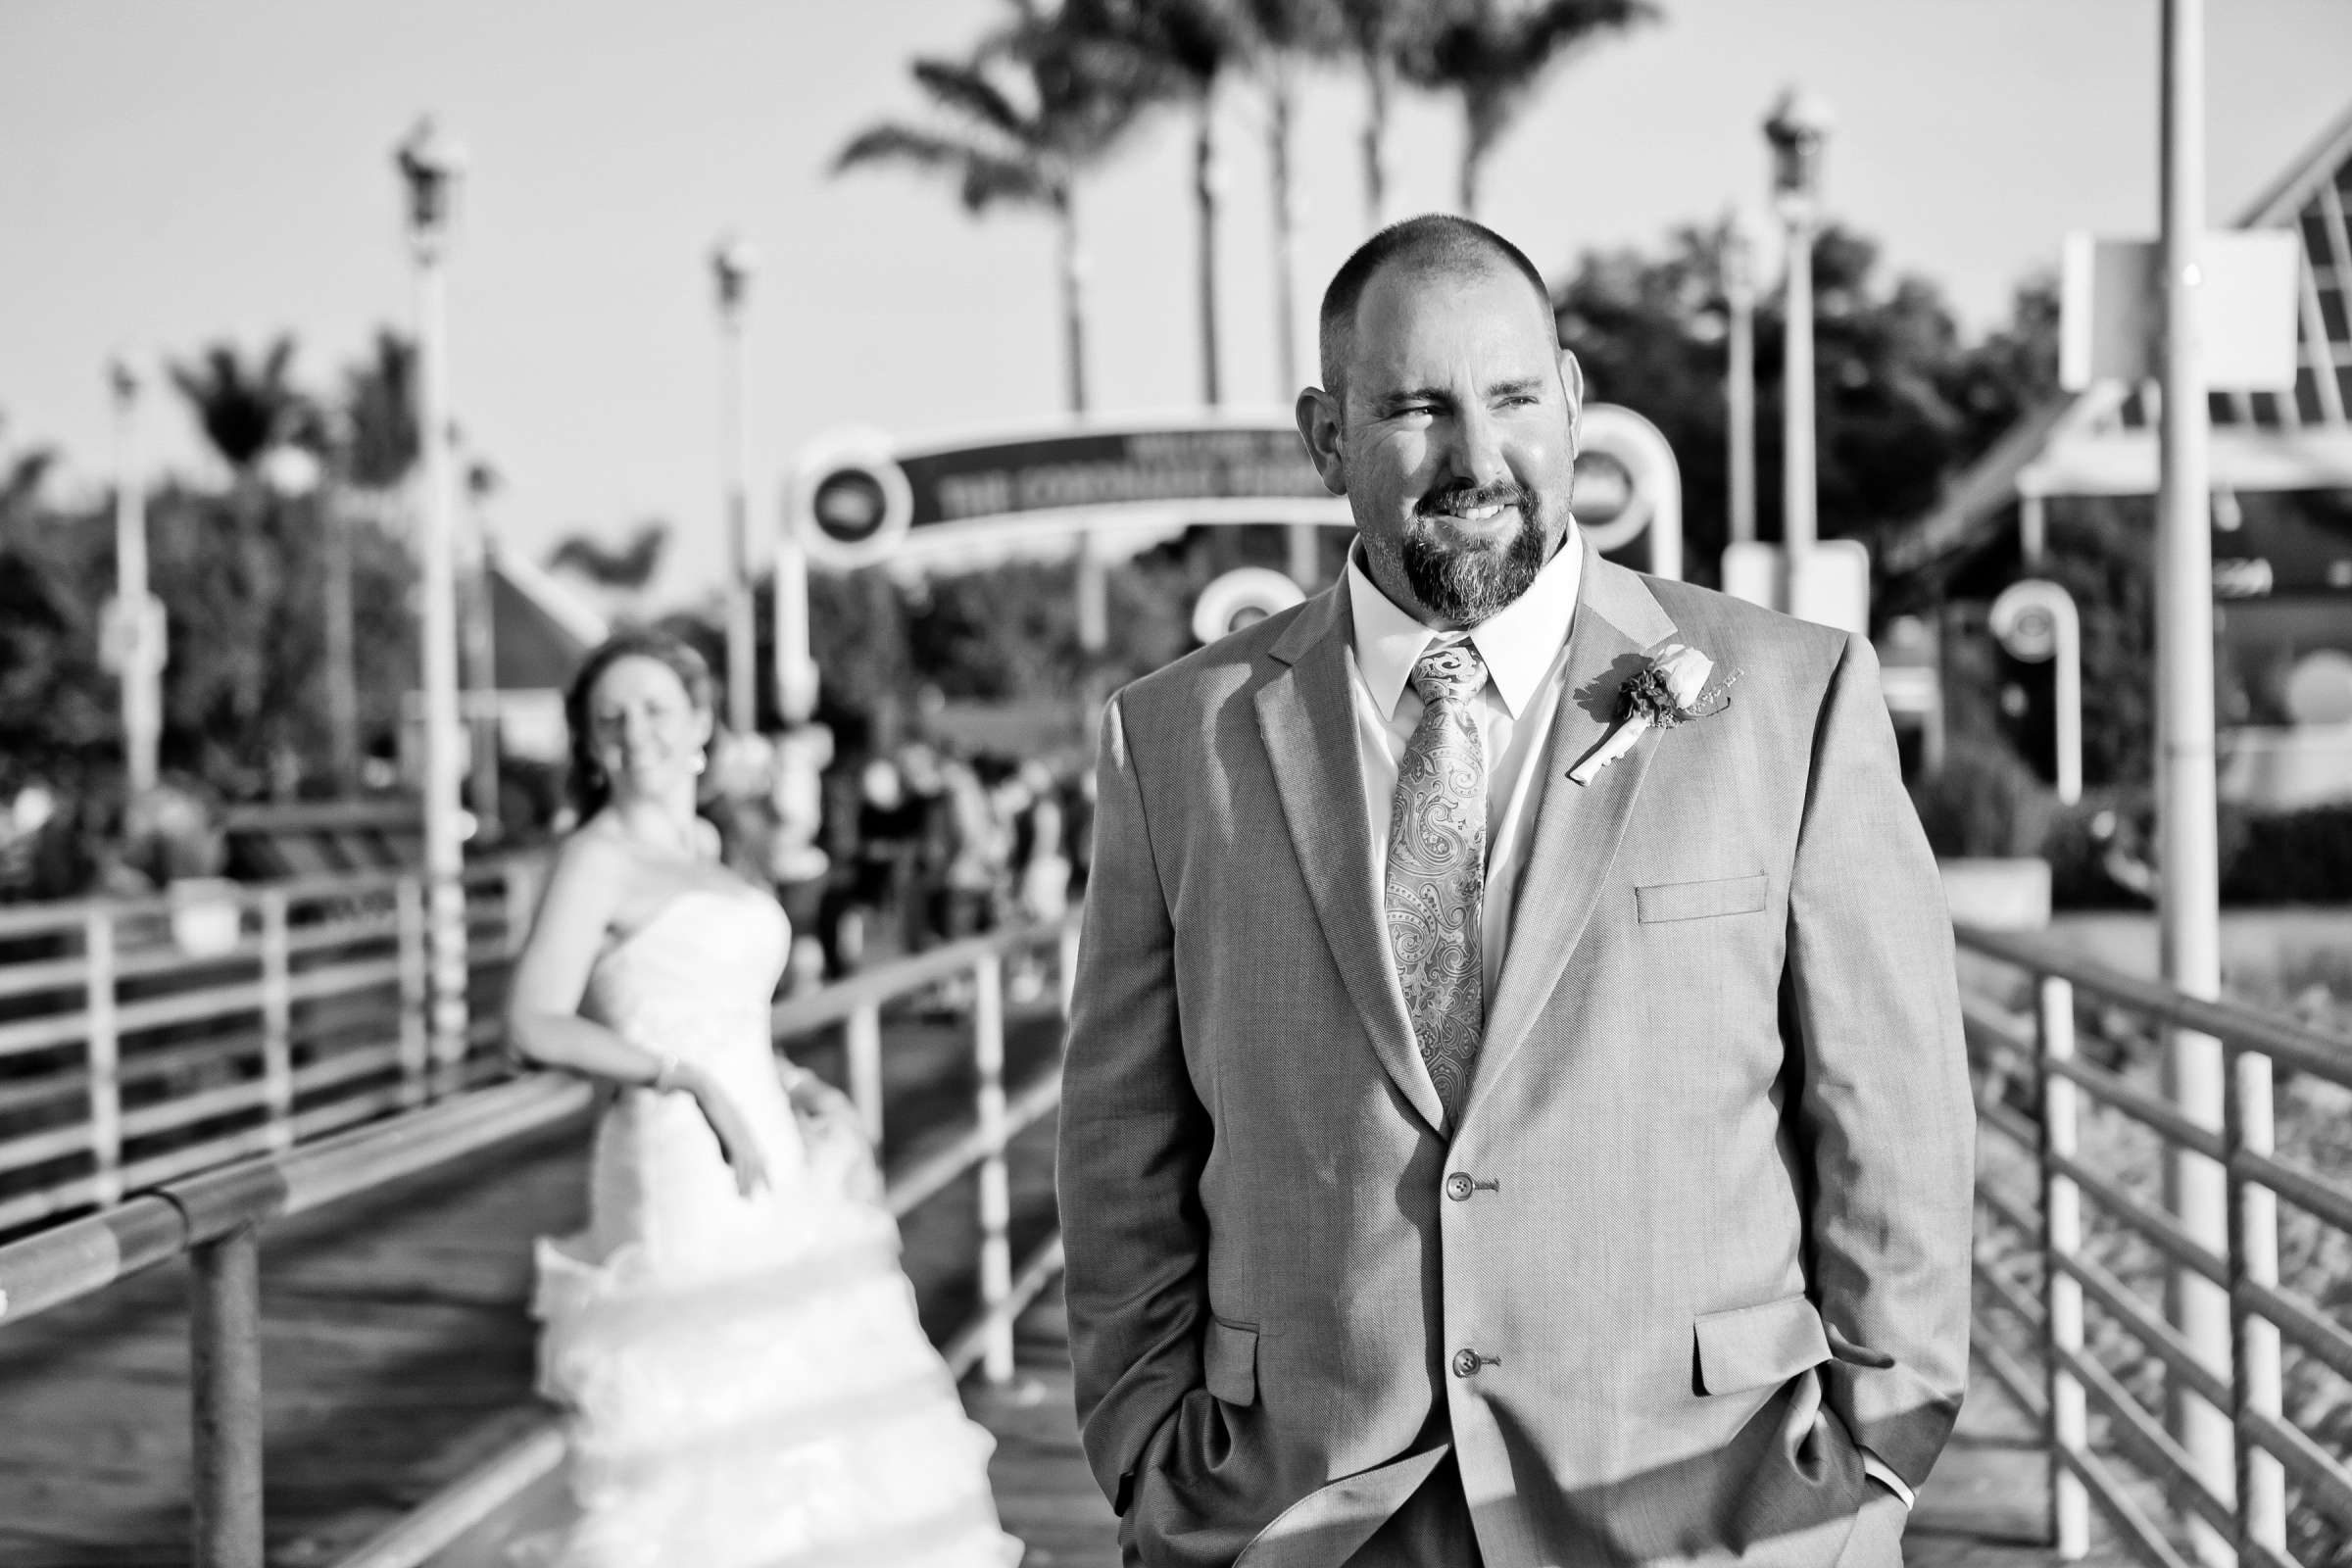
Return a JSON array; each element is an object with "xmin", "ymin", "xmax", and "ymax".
[
  {"xmin": 0, "ymin": 724, "xmax": 1096, "ymax": 1004},
  {"xmin": 703, "ymin": 730, "xmax": 1095, "ymax": 995}
]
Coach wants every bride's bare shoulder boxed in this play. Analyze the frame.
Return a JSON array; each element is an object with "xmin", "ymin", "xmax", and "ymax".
[{"xmin": 547, "ymin": 818, "xmax": 644, "ymax": 889}]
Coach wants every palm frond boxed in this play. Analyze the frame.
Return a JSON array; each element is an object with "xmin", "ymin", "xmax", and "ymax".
[
  {"xmin": 834, "ymin": 124, "xmax": 1057, "ymax": 215},
  {"xmin": 834, "ymin": 122, "xmax": 989, "ymax": 176},
  {"xmin": 959, "ymin": 154, "xmax": 1060, "ymax": 213},
  {"xmin": 911, "ymin": 57, "xmax": 1034, "ymax": 142},
  {"xmin": 1, "ymin": 449, "xmax": 55, "ymax": 514}
]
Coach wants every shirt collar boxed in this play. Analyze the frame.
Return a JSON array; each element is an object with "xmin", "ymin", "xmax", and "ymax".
[{"xmin": 1345, "ymin": 521, "xmax": 1584, "ymax": 720}]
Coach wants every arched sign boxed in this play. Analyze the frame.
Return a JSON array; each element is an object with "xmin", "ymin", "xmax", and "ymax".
[
  {"xmin": 791, "ymin": 414, "xmax": 1343, "ymax": 574},
  {"xmin": 789, "ymin": 406, "xmax": 1684, "ymax": 579}
]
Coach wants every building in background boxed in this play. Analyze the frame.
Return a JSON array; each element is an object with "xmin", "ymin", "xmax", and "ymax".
[{"xmin": 1884, "ymin": 98, "xmax": 2352, "ymax": 808}]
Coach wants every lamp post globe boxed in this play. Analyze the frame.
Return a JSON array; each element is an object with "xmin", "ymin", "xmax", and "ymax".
[
  {"xmin": 1763, "ymin": 87, "xmax": 1835, "ymax": 224},
  {"xmin": 396, "ymin": 119, "xmax": 467, "ymax": 254},
  {"xmin": 711, "ymin": 233, "xmax": 759, "ymax": 321}
]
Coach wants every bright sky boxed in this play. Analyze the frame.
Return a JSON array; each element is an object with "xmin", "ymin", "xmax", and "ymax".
[{"xmin": 5, "ymin": 0, "xmax": 2349, "ymax": 605}]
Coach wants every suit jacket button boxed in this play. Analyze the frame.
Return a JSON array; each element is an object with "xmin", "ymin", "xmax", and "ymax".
[
  {"xmin": 1446, "ymin": 1172, "xmax": 1474, "ymax": 1201},
  {"xmin": 1451, "ymin": 1348, "xmax": 1482, "ymax": 1378}
]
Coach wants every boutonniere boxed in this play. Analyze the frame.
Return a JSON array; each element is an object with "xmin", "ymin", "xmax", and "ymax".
[{"xmin": 1568, "ymin": 642, "xmax": 1740, "ymax": 785}]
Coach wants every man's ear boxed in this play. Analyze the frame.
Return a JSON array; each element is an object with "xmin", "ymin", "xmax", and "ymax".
[
  {"xmin": 1557, "ymin": 348, "xmax": 1586, "ymax": 450},
  {"xmin": 1294, "ymin": 386, "xmax": 1348, "ymax": 497}
]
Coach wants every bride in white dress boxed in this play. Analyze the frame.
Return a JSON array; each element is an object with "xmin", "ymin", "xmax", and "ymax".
[{"xmin": 503, "ymin": 632, "xmax": 1020, "ymax": 1568}]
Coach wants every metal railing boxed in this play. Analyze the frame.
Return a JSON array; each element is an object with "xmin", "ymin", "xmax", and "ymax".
[
  {"xmin": 1959, "ymin": 924, "xmax": 2352, "ymax": 1568},
  {"xmin": 0, "ymin": 912, "xmax": 1079, "ymax": 1568},
  {"xmin": 0, "ymin": 857, "xmax": 544, "ymax": 1235}
]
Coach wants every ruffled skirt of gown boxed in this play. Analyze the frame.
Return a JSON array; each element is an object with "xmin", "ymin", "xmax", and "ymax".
[{"xmin": 512, "ymin": 1077, "xmax": 1021, "ymax": 1568}]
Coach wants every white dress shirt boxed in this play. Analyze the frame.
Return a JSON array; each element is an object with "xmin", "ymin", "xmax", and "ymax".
[
  {"xmin": 1345, "ymin": 530, "xmax": 1582, "ymax": 1004},
  {"xmin": 1341, "ymin": 528, "xmax": 1917, "ymax": 1511}
]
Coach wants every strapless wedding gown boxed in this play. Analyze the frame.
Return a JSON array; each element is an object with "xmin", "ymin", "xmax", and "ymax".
[{"xmin": 515, "ymin": 884, "xmax": 1019, "ymax": 1568}]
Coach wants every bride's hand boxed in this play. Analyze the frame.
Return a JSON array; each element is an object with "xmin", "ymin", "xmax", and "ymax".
[
  {"xmin": 682, "ymin": 1073, "xmax": 772, "ymax": 1198},
  {"xmin": 784, "ymin": 1070, "xmax": 867, "ymax": 1145}
]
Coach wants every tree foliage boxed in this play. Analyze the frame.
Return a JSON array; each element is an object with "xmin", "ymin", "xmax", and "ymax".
[
  {"xmin": 547, "ymin": 520, "xmax": 671, "ymax": 590},
  {"xmin": 1399, "ymin": 0, "xmax": 1657, "ymax": 216},
  {"xmin": 0, "ymin": 483, "xmax": 416, "ymax": 801},
  {"xmin": 169, "ymin": 336, "xmax": 307, "ymax": 473},
  {"xmin": 833, "ymin": 3, "xmax": 1158, "ymax": 217},
  {"xmin": 1552, "ymin": 220, "xmax": 2059, "ymax": 587}
]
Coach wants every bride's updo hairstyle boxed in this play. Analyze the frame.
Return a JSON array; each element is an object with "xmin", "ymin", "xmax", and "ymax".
[{"xmin": 563, "ymin": 630, "xmax": 717, "ymax": 818}]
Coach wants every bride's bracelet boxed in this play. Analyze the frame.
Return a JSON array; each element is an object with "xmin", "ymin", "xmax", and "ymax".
[{"xmin": 650, "ymin": 1054, "xmax": 683, "ymax": 1095}]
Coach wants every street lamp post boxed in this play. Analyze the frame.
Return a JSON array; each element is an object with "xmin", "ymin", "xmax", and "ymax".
[
  {"xmin": 1764, "ymin": 89, "xmax": 1834, "ymax": 616},
  {"xmin": 712, "ymin": 236, "xmax": 760, "ymax": 735},
  {"xmin": 1722, "ymin": 210, "xmax": 1758, "ymax": 548},
  {"xmin": 397, "ymin": 118, "xmax": 470, "ymax": 1087},
  {"xmin": 2152, "ymin": 6, "xmax": 2261, "ymax": 1559},
  {"xmin": 462, "ymin": 457, "xmax": 503, "ymax": 841},
  {"xmin": 108, "ymin": 360, "xmax": 162, "ymax": 796}
]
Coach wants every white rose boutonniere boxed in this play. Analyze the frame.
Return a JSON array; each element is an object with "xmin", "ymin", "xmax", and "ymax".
[{"xmin": 1568, "ymin": 642, "xmax": 1739, "ymax": 785}]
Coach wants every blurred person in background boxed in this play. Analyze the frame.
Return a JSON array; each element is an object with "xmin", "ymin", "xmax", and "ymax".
[{"xmin": 503, "ymin": 628, "xmax": 1018, "ymax": 1566}]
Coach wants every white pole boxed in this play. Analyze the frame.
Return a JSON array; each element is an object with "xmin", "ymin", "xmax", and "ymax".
[
  {"xmin": 1782, "ymin": 217, "xmax": 1817, "ymax": 610},
  {"xmin": 404, "ymin": 125, "xmax": 470, "ymax": 1087},
  {"xmin": 2020, "ymin": 490, "xmax": 2048, "ymax": 567},
  {"xmin": 715, "ymin": 243, "xmax": 758, "ymax": 735},
  {"xmin": 1724, "ymin": 213, "xmax": 1757, "ymax": 548},
  {"xmin": 110, "ymin": 361, "xmax": 160, "ymax": 796},
  {"xmin": 2154, "ymin": 5, "xmax": 2233, "ymax": 1558},
  {"xmin": 772, "ymin": 473, "xmax": 818, "ymax": 726},
  {"xmin": 2053, "ymin": 595, "xmax": 2082, "ymax": 808},
  {"xmin": 1075, "ymin": 533, "xmax": 1108, "ymax": 655}
]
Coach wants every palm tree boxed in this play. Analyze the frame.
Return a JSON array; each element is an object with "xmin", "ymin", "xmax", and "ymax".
[
  {"xmin": 834, "ymin": 3, "xmax": 1155, "ymax": 415},
  {"xmin": 340, "ymin": 328, "xmax": 419, "ymax": 495},
  {"xmin": 289, "ymin": 329, "xmax": 417, "ymax": 794},
  {"xmin": 1044, "ymin": 0, "xmax": 1250, "ymax": 409},
  {"xmin": 1402, "ymin": 0, "xmax": 1658, "ymax": 219},
  {"xmin": 170, "ymin": 337, "xmax": 315, "ymax": 735},
  {"xmin": 1335, "ymin": 0, "xmax": 1432, "ymax": 230},
  {"xmin": 0, "ymin": 414, "xmax": 55, "ymax": 531},
  {"xmin": 170, "ymin": 336, "xmax": 307, "ymax": 475},
  {"xmin": 1237, "ymin": 0, "xmax": 1343, "ymax": 394}
]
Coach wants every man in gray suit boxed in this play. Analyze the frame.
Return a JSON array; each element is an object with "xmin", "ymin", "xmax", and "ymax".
[{"xmin": 1058, "ymin": 215, "xmax": 1974, "ymax": 1568}]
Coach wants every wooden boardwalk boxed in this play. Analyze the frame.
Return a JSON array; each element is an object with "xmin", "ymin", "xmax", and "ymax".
[{"xmin": 0, "ymin": 997, "xmax": 2154, "ymax": 1567}]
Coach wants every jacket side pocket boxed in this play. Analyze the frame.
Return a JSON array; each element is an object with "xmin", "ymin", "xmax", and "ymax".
[{"xmin": 1205, "ymin": 1317, "xmax": 1258, "ymax": 1406}]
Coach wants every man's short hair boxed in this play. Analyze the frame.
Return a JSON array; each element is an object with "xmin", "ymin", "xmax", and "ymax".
[{"xmin": 1316, "ymin": 214, "xmax": 1557, "ymax": 410}]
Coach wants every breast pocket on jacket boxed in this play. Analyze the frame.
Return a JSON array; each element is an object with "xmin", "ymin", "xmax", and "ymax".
[{"xmin": 1636, "ymin": 872, "xmax": 1768, "ymax": 925}]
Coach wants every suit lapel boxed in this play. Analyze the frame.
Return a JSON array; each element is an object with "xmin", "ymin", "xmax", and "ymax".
[
  {"xmin": 1465, "ymin": 551, "xmax": 1679, "ymax": 1130},
  {"xmin": 1254, "ymin": 588, "xmax": 1447, "ymax": 1136}
]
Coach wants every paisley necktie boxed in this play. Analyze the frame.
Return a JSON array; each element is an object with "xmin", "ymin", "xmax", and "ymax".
[{"xmin": 1382, "ymin": 643, "xmax": 1488, "ymax": 1127}]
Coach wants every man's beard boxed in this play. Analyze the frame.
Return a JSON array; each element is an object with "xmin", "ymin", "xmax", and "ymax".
[{"xmin": 1399, "ymin": 483, "xmax": 1553, "ymax": 627}]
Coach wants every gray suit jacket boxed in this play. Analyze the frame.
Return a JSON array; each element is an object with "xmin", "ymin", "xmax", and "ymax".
[{"xmin": 1058, "ymin": 548, "xmax": 1974, "ymax": 1568}]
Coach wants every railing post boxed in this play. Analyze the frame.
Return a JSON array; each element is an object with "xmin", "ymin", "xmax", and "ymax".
[
  {"xmin": 426, "ymin": 869, "xmax": 469, "ymax": 1094},
  {"xmin": 259, "ymin": 892, "xmax": 294, "ymax": 1152},
  {"xmin": 973, "ymin": 951, "xmax": 1013, "ymax": 1384},
  {"xmin": 501, "ymin": 857, "xmax": 538, "ymax": 958},
  {"xmin": 1057, "ymin": 918, "xmax": 1082, "ymax": 1019},
  {"xmin": 847, "ymin": 1003, "xmax": 885, "ymax": 1150},
  {"xmin": 395, "ymin": 876, "xmax": 428, "ymax": 1107},
  {"xmin": 2036, "ymin": 975, "xmax": 2090, "ymax": 1558},
  {"xmin": 2223, "ymin": 1042, "xmax": 2287, "ymax": 1556},
  {"xmin": 84, "ymin": 910, "xmax": 122, "ymax": 1206},
  {"xmin": 189, "ymin": 1226, "xmax": 265, "ymax": 1568}
]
